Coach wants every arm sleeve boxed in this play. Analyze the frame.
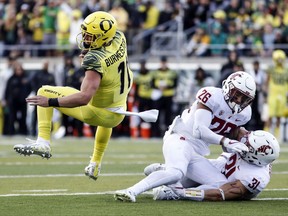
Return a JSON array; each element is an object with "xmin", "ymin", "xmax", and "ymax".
[{"xmin": 192, "ymin": 108, "xmax": 223, "ymax": 145}]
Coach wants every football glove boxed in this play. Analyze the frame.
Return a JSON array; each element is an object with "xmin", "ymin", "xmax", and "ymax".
[{"xmin": 221, "ymin": 137, "xmax": 249, "ymax": 153}]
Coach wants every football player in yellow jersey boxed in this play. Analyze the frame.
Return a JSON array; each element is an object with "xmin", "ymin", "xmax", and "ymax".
[
  {"xmin": 13, "ymin": 11, "xmax": 133, "ymax": 181},
  {"xmin": 151, "ymin": 56, "xmax": 178, "ymax": 137},
  {"xmin": 134, "ymin": 60, "xmax": 154, "ymax": 115},
  {"xmin": 264, "ymin": 49, "xmax": 288, "ymax": 141}
]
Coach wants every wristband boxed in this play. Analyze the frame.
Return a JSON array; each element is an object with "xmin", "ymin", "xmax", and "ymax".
[
  {"xmin": 48, "ymin": 98, "xmax": 60, "ymax": 107},
  {"xmin": 184, "ymin": 189, "xmax": 204, "ymax": 201}
]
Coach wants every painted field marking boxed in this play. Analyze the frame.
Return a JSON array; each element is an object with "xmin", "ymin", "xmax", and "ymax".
[
  {"xmin": 1, "ymin": 190, "xmax": 288, "ymax": 200},
  {"xmin": 0, "ymin": 173, "xmax": 144, "ymax": 179},
  {"xmin": 1, "ymin": 171, "xmax": 288, "ymax": 179},
  {"xmin": 12, "ymin": 189, "xmax": 68, "ymax": 192},
  {"xmin": 0, "ymin": 161, "xmax": 150, "ymax": 166}
]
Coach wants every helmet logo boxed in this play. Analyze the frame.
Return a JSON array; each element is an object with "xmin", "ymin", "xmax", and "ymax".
[
  {"xmin": 229, "ymin": 72, "xmax": 242, "ymax": 80},
  {"xmin": 100, "ymin": 20, "xmax": 113, "ymax": 34},
  {"xmin": 257, "ymin": 145, "xmax": 273, "ymax": 155},
  {"xmin": 81, "ymin": 24, "xmax": 87, "ymax": 31}
]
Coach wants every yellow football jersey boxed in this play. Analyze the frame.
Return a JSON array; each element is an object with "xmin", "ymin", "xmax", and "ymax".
[
  {"xmin": 135, "ymin": 73, "xmax": 154, "ymax": 99},
  {"xmin": 267, "ymin": 65, "xmax": 288, "ymax": 93},
  {"xmin": 152, "ymin": 69, "xmax": 178, "ymax": 97},
  {"xmin": 82, "ymin": 31, "xmax": 133, "ymax": 108},
  {"xmin": 266, "ymin": 65, "xmax": 288, "ymax": 117}
]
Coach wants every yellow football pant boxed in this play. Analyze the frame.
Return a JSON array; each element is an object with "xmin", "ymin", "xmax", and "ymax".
[{"xmin": 37, "ymin": 85, "xmax": 125, "ymax": 164}]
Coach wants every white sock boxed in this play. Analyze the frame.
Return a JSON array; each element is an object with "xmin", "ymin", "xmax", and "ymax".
[
  {"xmin": 36, "ymin": 137, "xmax": 50, "ymax": 145},
  {"xmin": 128, "ymin": 169, "xmax": 183, "ymax": 196}
]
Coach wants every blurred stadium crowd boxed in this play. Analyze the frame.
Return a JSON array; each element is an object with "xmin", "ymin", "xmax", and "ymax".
[
  {"xmin": 0, "ymin": 0, "xmax": 288, "ymax": 57},
  {"xmin": 0, "ymin": 0, "xmax": 288, "ymax": 142}
]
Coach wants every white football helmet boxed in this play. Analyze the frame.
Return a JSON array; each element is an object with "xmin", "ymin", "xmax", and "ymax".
[
  {"xmin": 222, "ymin": 71, "xmax": 256, "ymax": 113},
  {"xmin": 240, "ymin": 130, "xmax": 280, "ymax": 167}
]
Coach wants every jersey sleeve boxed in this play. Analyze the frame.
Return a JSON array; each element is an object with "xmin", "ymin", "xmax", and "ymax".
[
  {"xmin": 209, "ymin": 153, "xmax": 230, "ymax": 172},
  {"xmin": 195, "ymin": 87, "xmax": 219, "ymax": 111},
  {"xmin": 240, "ymin": 107, "xmax": 252, "ymax": 125},
  {"xmin": 239, "ymin": 166, "xmax": 270, "ymax": 199},
  {"xmin": 81, "ymin": 52, "xmax": 103, "ymax": 75}
]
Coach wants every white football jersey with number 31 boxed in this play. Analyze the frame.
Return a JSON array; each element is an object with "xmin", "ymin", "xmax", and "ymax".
[{"xmin": 210, "ymin": 152, "xmax": 270, "ymax": 199}]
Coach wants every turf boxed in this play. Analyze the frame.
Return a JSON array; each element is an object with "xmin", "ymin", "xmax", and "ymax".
[{"xmin": 1, "ymin": 136, "xmax": 287, "ymax": 216}]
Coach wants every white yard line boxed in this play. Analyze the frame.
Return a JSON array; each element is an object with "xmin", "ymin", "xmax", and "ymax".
[
  {"xmin": 0, "ymin": 191, "xmax": 146, "ymax": 197},
  {"xmin": 0, "ymin": 161, "xmax": 150, "ymax": 165},
  {"xmin": 1, "ymin": 160, "xmax": 288, "ymax": 166},
  {"xmin": 264, "ymin": 188, "xmax": 288, "ymax": 191},
  {"xmin": 0, "ymin": 162, "xmax": 86, "ymax": 165},
  {"xmin": 271, "ymin": 171, "xmax": 288, "ymax": 174},
  {"xmin": 254, "ymin": 198, "xmax": 288, "ymax": 200},
  {"xmin": 0, "ymin": 190, "xmax": 287, "ymax": 200},
  {"xmin": 1, "ymin": 171, "xmax": 287, "ymax": 179},
  {"xmin": 0, "ymin": 173, "xmax": 144, "ymax": 178},
  {"xmin": 12, "ymin": 189, "xmax": 68, "ymax": 192}
]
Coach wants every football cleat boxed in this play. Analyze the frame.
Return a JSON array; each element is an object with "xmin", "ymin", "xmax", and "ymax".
[
  {"xmin": 13, "ymin": 141, "xmax": 52, "ymax": 159},
  {"xmin": 114, "ymin": 189, "xmax": 136, "ymax": 202},
  {"xmin": 144, "ymin": 163, "xmax": 166, "ymax": 176},
  {"xmin": 84, "ymin": 162, "xmax": 101, "ymax": 181},
  {"xmin": 153, "ymin": 186, "xmax": 180, "ymax": 201}
]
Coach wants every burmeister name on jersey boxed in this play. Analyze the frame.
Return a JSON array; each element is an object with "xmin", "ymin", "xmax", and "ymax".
[{"xmin": 105, "ymin": 39, "xmax": 126, "ymax": 67}]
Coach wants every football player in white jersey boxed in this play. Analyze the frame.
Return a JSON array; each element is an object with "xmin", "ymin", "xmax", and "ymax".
[
  {"xmin": 114, "ymin": 71, "xmax": 256, "ymax": 202},
  {"xmin": 151, "ymin": 129, "xmax": 280, "ymax": 201}
]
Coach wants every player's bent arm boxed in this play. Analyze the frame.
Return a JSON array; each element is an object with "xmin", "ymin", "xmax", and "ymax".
[
  {"xmin": 193, "ymin": 103, "xmax": 249, "ymax": 153},
  {"xmin": 57, "ymin": 70, "xmax": 100, "ymax": 107},
  {"xmin": 204, "ymin": 180, "xmax": 249, "ymax": 201},
  {"xmin": 26, "ymin": 70, "xmax": 101, "ymax": 107},
  {"xmin": 192, "ymin": 102, "xmax": 224, "ymax": 144}
]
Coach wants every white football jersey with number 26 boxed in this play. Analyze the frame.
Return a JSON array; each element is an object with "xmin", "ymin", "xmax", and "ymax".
[{"xmin": 178, "ymin": 86, "xmax": 252, "ymax": 155}]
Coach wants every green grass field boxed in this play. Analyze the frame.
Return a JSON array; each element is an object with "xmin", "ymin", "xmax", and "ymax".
[{"xmin": 1, "ymin": 136, "xmax": 287, "ymax": 216}]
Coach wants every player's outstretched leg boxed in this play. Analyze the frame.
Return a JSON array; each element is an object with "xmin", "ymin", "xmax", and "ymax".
[{"xmin": 14, "ymin": 139, "xmax": 51, "ymax": 159}]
